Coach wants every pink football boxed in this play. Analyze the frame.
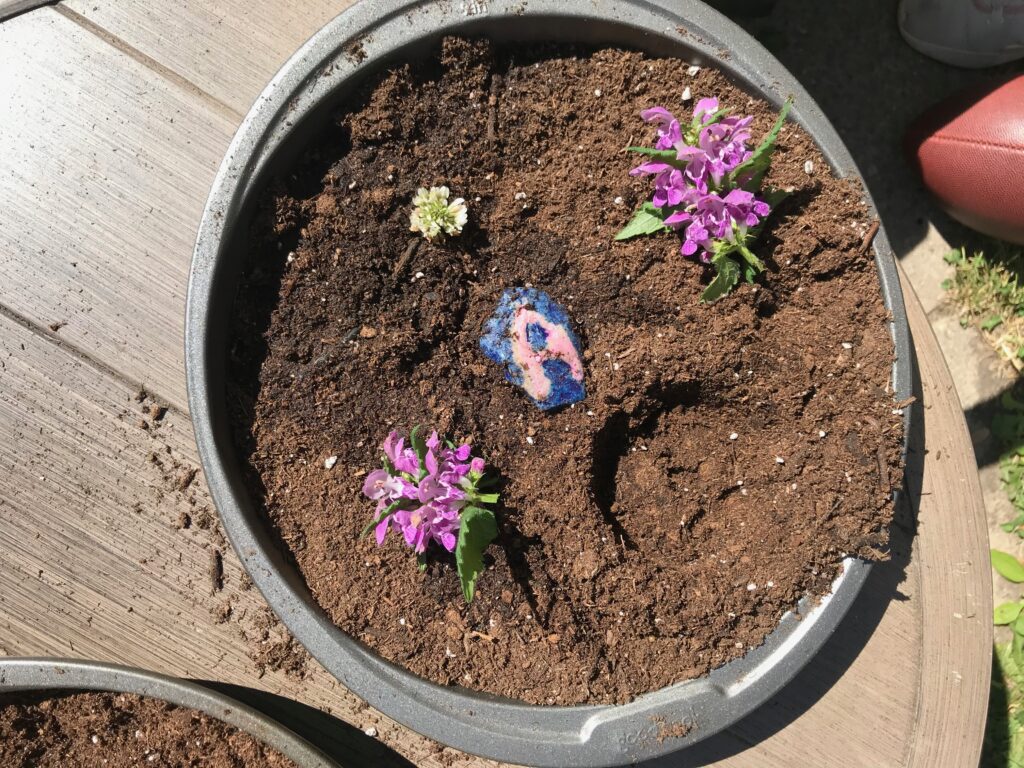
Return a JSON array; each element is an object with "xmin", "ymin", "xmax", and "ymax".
[{"xmin": 906, "ymin": 75, "xmax": 1024, "ymax": 245}]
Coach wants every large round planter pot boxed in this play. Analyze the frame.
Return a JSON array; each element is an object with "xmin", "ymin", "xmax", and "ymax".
[
  {"xmin": 0, "ymin": 658, "xmax": 337, "ymax": 766},
  {"xmin": 186, "ymin": 1, "xmax": 914, "ymax": 765}
]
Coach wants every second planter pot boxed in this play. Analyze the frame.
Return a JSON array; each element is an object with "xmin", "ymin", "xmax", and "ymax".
[{"xmin": 0, "ymin": 658, "xmax": 336, "ymax": 767}]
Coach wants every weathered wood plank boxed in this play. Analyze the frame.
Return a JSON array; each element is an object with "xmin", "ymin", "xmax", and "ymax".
[
  {"xmin": 0, "ymin": 8, "xmax": 235, "ymax": 413},
  {"xmin": 59, "ymin": 0, "xmax": 356, "ymax": 115},
  {"xmin": 900, "ymin": 268, "xmax": 992, "ymax": 767}
]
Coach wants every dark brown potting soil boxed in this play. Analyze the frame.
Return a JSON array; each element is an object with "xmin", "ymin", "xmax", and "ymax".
[
  {"xmin": 0, "ymin": 691, "xmax": 296, "ymax": 767},
  {"xmin": 227, "ymin": 37, "xmax": 905, "ymax": 705}
]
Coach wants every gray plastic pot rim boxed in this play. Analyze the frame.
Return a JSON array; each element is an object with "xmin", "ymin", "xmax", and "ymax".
[
  {"xmin": 185, "ymin": 1, "xmax": 915, "ymax": 766},
  {"xmin": 0, "ymin": 657, "xmax": 337, "ymax": 767}
]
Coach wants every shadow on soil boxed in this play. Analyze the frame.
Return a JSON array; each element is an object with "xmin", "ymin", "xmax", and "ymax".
[
  {"xmin": 631, "ymin": 325, "xmax": 924, "ymax": 768},
  {"xmin": 198, "ymin": 680, "xmax": 416, "ymax": 768}
]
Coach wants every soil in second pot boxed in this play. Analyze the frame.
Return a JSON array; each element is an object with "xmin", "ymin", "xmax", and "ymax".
[
  {"xmin": 0, "ymin": 690, "xmax": 296, "ymax": 767},
  {"xmin": 227, "ymin": 37, "xmax": 906, "ymax": 705}
]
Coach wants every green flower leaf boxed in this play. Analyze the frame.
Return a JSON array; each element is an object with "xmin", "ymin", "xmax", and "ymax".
[
  {"xmin": 737, "ymin": 243, "xmax": 766, "ymax": 282},
  {"xmin": 981, "ymin": 315, "xmax": 1004, "ymax": 332},
  {"xmin": 729, "ymin": 97, "xmax": 793, "ymax": 192},
  {"xmin": 993, "ymin": 549, "xmax": 1024, "ymax": 583},
  {"xmin": 761, "ymin": 186, "xmax": 792, "ymax": 208},
  {"xmin": 456, "ymin": 505, "xmax": 498, "ymax": 603},
  {"xmin": 614, "ymin": 201, "xmax": 669, "ymax": 241},
  {"xmin": 996, "ymin": 602, "xmax": 1024, "ymax": 625},
  {"xmin": 1001, "ymin": 390, "xmax": 1024, "ymax": 412},
  {"xmin": 700, "ymin": 250, "xmax": 741, "ymax": 304},
  {"xmin": 360, "ymin": 500, "xmax": 402, "ymax": 539},
  {"xmin": 410, "ymin": 424, "xmax": 428, "ymax": 478},
  {"xmin": 943, "ymin": 247, "xmax": 965, "ymax": 265},
  {"xmin": 1001, "ymin": 513, "xmax": 1024, "ymax": 535},
  {"xmin": 473, "ymin": 491, "xmax": 500, "ymax": 505},
  {"xmin": 625, "ymin": 147, "xmax": 679, "ymax": 162}
]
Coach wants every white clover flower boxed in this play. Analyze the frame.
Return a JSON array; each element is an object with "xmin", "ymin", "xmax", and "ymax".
[{"xmin": 409, "ymin": 185, "xmax": 468, "ymax": 241}]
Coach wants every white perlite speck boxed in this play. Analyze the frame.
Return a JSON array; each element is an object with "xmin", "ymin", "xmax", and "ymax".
[
  {"xmin": 818, "ymin": 430, "xmax": 827, "ymax": 438},
  {"xmin": 364, "ymin": 727, "xmax": 378, "ymax": 738},
  {"xmin": 594, "ymin": 88, "xmax": 602, "ymax": 97},
  {"xmin": 324, "ymin": 455, "xmax": 338, "ymax": 469},
  {"xmin": 687, "ymin": 65, "xmax": 700, "ymax": 76},
  {"xmin": 729, "ymin": 432, "xmax": 738, "ymax": 441},
  {"xmin": 775, "ymin": 456, "xmax": 785, "ymax": 464},
  {"xmin": 803, "ymin": 160, "xmax": 814, "ymax": 175},
  {"xmin": 841, "ymin": 342, "xmax": 853, "ymax": 350},
  {"xmin": 682, "ymin": 86, "xmax": 692, "ymax": 101},
  {"xmin": 514, "ymin": 191, "xmax": 527, "ymax": 201},
  {"xmin": 613, "ymin": 196, "xmax": 623, "ymax": 205},
  {"xmin": 747, "ymin": 582, "xmax": 757, "ymax": 591}
]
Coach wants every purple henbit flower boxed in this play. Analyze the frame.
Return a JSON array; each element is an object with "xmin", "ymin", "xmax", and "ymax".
[
  {"xmin": 693, "ymin": 97, "xmax": 720, "ymax": 125},
  {"xmin": 366, "ymin": 429, "xmax": 482, "ymax": 553},
  {"xmin": 617, "ymin": 94, "xmax": 792, "ymax": 302},
  {"xmin": 640, "ymin": 106, "xmax": 683, "ymax": 151},
  {"xmin": 632, "ymin": 99, "xmax": 754, "ymax": 193},
  {"xmin": 360, "ymin": 427, "xmax": 500, "ymax": 603},
  {"xmin": 698, "ymin": 116, "xmax": 754, "ymax": 186},
  {"xmin": 664, "ymin": 188, "xmax": 771, "ymax": 262}
]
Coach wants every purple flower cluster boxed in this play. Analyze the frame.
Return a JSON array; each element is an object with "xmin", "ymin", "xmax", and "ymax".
[
  {"xmin": 630, "ymin": 98, "xmax": 770, "ymax": 262},
  {"xmin": 362, "ymin": 430, "xmax": 488, "ymax": 554}
]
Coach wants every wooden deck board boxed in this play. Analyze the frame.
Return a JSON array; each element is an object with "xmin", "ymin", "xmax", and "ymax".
[
  {"xmin": 0, "ymin": 3, "xmax": 991, "ymax": 766},
  {"xmin": 0, "ymin": 8, "xmax": 236, "ymax": 413},
  {"xmin": 60, "ymin": 0, "xmax": 356, "ymax": 116},
  {"xmin": 902, "ymin": 275, "xmax": 992, "ymax": 766}
]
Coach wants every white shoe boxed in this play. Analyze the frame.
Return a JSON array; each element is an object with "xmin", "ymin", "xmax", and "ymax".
[{"xmin": 898, "ymin": 0, "xmax": 1024, "ymax": 67}]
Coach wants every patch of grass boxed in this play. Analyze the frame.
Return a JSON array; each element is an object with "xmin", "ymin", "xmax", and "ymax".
[
  {"xmin": 986, "ymin": 642, "xmax": 1024, "ymax": 767},
  {"xmin": 944, "ymin": 244, "xmax": 1024, "ymax": 371},
  {"xmin": 995, "ymin": 389, "xmax": 1024, "ymax": 537}
]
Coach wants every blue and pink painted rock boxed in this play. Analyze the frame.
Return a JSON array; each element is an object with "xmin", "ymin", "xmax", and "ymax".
[{"xmin": 480, "ymin": 288, "xmax": 586, "ymax": 411}]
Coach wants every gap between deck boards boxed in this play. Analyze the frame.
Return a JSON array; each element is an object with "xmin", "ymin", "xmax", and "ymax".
[{"xmin": 53, "ymin": 4, "xmax": 243, "ymax": 123}]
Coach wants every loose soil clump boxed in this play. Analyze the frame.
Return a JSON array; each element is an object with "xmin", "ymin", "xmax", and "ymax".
[{"xmin": 227, "ymin": 37, "xmax": 904, "ymax": 705}]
